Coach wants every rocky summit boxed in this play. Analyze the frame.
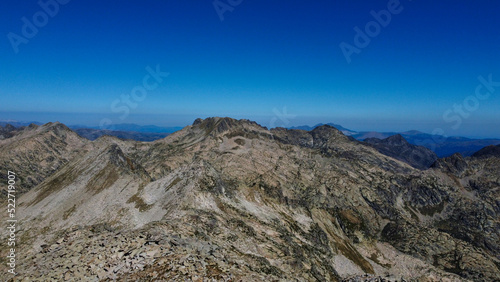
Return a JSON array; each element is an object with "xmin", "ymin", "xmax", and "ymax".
[
  {"xmin": 0, "ymin": 117, "xmax": 499, "ymax": 281},
  {"xmin": 363, "ymin": 134, "xmax": 438, "ymax": 170}
]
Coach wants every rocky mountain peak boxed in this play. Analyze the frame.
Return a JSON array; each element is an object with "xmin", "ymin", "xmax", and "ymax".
[
  {"xmin": 431, "ymin": 152, "xmax": 468, "ymax": 176},
  {"xmin": 0, "ymin": 121, "xmax": 89, "ymax": 194},
  {"xmin": 41, "ymin": 121, "xmax": 72, "ymax": 133},
  {"xmin": 196, "ymin": 117, "xmax": 239, "ymax": 134},
  {"xmin": 270, "ymin": 127, "xmax": 314, "ymax": 147},
  {"xmin": 363, "ymin": 134, "xmax": 437, "ymax": 169},
  {"xmin": 192, "ymin": 118, "xmax": 204, "ymax": 126},
  {"xmin": 106, "ymin": 144, "xmax": 129, "ymax": 166},
  {"xmin": 310, "ymin": 124, "xmax": 343, "ymax": 136},
  {"xmin": 471, "ymin": 144, "xmax": 500, "ymax": 159},
  {"xmin": 365, "ymin": 134, "xmax": 408, "ymax": 146},
  {"xmin": 4, "ymin": 123, "xmax": 16, "ymax": 131},
  {"xmin": 94, "ymin": 143, "xmax": 151, "ymax": 182},
  {"xmin": 309, "ymin": 124, "xmax": 349, "ymax": 145},
  {"xmin": 27, "ymin": 123, "xmax": 39, "ymax": 130},
  {"xmin": 191, "ymin": 117, "xmax": 267, "ymax": 139},
  {"xmin": 385, "ymin": 134, "xmax": 408, "ymax": 146},
  {"xmin": 194, "ymin": 117, "xmax": 261, "ymax": 130},
  {"xmin": 0, "ymin": 124, "xmax": 21, "ymax": 140},
  {"xmin": 270, "ymin": 124, "xmax": 350, "ymax": 149}
]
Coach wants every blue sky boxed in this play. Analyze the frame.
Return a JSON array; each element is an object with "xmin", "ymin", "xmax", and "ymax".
[{"xmin": 1, "ymin": 0, "xmax": 499, "ymax": 137}]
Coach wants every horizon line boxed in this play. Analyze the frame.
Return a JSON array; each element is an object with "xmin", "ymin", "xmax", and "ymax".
[{"xmin": 2, "ymin": 117, "xmax": 500, "ymax": 140}]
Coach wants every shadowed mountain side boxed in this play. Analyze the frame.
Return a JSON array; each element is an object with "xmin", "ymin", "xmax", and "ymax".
[
  {"xmin": 363, "ymin": 134, "xmax": 438, "ymax": 170},
  {"xmin": 472, "ymin": 144, "xmax": 500, "ymax": 159},
  {"xmin": 0, "ymin": 123, "xmax": 22, "ymax": 140},
  {"xmin": 0, "ymin": 123, "xmax": 41, "ymax": 140},
  {"xmin": 431, "ymin": 153, "xmax": 468, "ymax": 177},
  {"xmin": 0, "ymin": 122, "xmax": 88, "ymax": 194},
  {"xmin": 292, "ymin": 124, "xmax": 500, "ymax": 158},
  {"xmin": 355, "ymin": 131, "xmax": 500, "ymax": 158}
]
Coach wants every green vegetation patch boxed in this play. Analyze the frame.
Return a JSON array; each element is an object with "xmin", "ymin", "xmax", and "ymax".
[
  {"xmin": 29, "ymin": 162, "xmax": 81, "ymax": 206},
  {"xmin": 63, "ymin": 204, "xmax": 77, "ymax": 220},
  {"xmin": 166, "ymin": 177, "xmax": 181, "ymax": 191},
  {"xmin": 127, "ymin": 192, "xmax": 153, "ymax": 212},
  {"xmin": 85, "ymin": 164, "xmax": 119, "ymax": 195}
]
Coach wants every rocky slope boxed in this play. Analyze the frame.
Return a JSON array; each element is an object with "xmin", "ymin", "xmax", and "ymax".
[
  {"xmin": 1, "ymin": 117, "xmax": 499, "ymax": 281},
  {"xmin": 363, "ymin": 134, "xmax": 438, "ymax": 170},
  {"xmin": 0, "ymin": 124, "xmax": 23, "ymax": 140},
  {"xmin": 0, "ymin": 122, "xmax": 88, "ymax": 195},
  {"xmin": 472, "ymin": 144, "xmax": 500, "ymax": 159}
]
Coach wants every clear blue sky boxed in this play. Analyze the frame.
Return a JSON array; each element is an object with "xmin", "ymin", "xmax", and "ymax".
[{"xmin": 1, "ymin": 0, "xmax": 499, "ymax": 137}]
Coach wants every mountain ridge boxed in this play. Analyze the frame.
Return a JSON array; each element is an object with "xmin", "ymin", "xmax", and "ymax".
[
  {"xmin": 0, "ymin": 118, "xmax": 500, "ymax": 280},
  {"xmin": 4, "ymin": 121, "xmax": 500, "ymax": 157},
  {"xmin": 0, "ymin": 121, "xmax": 89, "ymax": 194},
  {"xmin": 363, "ymin": 134, "xmax": 438, "ymax": 170},
  {"xmin": 1, "ymin": 118, "xmax": 499, "ymax": 280},
  {"xmin": 292, "ymin": 123, "xmax": 500, "ymax": 157}
]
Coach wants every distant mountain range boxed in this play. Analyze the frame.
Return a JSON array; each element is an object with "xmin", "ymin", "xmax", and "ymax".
[
  {"xmin": 72, "ymin": 123, "xmax": 183, "ymax": 133},
  {"xmin": 363, "ymin": 134, "xmax": 438, "ymax": 170},
  {"xmin": 0, "ymin": 121, "xmax": 182, "ymax": 142},
  {"xmin": 355, "ymin": 130, "xmax": 500, "ymax": 157},
  {"xmin": 0, "ymin": 121, "xmax": 181, "ymax": 134},
  {"xmin": 2, "ymin": 120, "xmax": 500, "ymax": 157},
  {"xmin": 0, "ymin": 120, "xmax": 43, "ymax": 127},
  {"xmin": 290, "ymin": 123, "xmax": 358, "ymax": 136},
  {"xmin": 71, "ymin": 128, "xmax": 170, "ymax": 141},
  {"xmin": 291, "ymin": 124, "xmax": 500, "ymax": 158},
  {"xmin": 70, "ymin": 124, "xmax": 181, "ymax": 141}
]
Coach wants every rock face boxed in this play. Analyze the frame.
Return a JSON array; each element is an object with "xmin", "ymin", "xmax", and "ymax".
[
  {"xmin": 1, "ymin": 117, "xmax": 499, "ymax": 281},
  {"xmin": 430, "ymin": 153, "xmax": 468, "ymax": 177},
  {"xmin": 363, "ymin": 134, "xmax": 438, "ymax": 170},
  {"xmin": 0, "ymin": 122, "xmax": 88, "ymax": 195},
  {"xmin": 472, "ymin": 144, "xmax": 500, "ymax": 159},
  {"xmin": 0, "ymin": 123, "xmax": 22, "ymax": 140}
]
